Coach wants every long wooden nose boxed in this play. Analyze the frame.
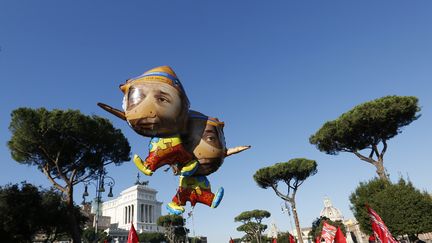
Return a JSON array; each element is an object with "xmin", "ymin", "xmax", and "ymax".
[
  {"xmin": 138, "ymin": 98, "xmax": 157, "ymax": 118},
  {"xmin": 225, "ymin": 145, "xmax": 251, "ymax": 157},
  {"xmin": 97, "ymin": 103, "xmax": 126, "ymax": 120}
]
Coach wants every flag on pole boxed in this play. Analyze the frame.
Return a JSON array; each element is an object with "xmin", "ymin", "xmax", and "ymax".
[
  {"xmin": 321, "ymin": 221, "xmax": 337, "ymax": 243},
  {"xmin": 127, "ymin": 222, "xmax": 139, "ymax": 243},
  {"xmin": 289, "ymin": 233, "xmax": 296, "ymax": 243},
  {"xmin": 229, "ymin": 237, "xmax": 234, "ymax": 243},
  {"xmin": 334, "ymin": 227, "xmax": 346, "ymax": 243},
  {"xmin": 366, "ymin": 206, "xmax": 398, "ymax": 243},
  {"xmin": 315, "ymin": 235, "xmax": 321, "ymax": 243}
]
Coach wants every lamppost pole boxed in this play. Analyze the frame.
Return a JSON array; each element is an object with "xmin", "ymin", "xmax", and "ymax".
[
  {"xmin": 82, "ymin": 169, "xmax": 115, "ymax": 236},
  {"xmin": 94, "ymin": 171, "xmax": 102, "ymax": 234},
  {"xmin": 281, "ymin": 202, "xmax": 295, "ymax": 237}
]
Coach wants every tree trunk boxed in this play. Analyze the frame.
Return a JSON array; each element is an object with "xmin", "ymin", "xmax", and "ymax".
[
  {"xmin": 167, "ymin": 227, "xmax": 175, "ymax": 243},
  {"xmin": 353, "ymin": 150, "xmax": 389, "ymax": 181},
  {"xmin": 291, "ymin": 198, "xmax": 304, "ymax": 243},
  {"xmin": 66, "ymin": 187, "xmax": 81, "ymax": 243},
  {"xmin": 256, "ymin": 231, "xmax": 262, "ymax": 243},
  {"xmin": 375, "ymin": 160, "xmax": 389, "ymax": 181}
]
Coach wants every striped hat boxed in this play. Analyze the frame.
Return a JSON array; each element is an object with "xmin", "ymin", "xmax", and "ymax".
[
  {"xmin": 120, "ymin": 66, "xmax": 190, "ymax": 107},
  {"xmin": 189, "ymin": 110, "xmax": 225, "ymax": 127}
]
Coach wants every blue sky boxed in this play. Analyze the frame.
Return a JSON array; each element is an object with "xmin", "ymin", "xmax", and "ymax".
[{"xmin": 1, "ymin": 1, "xmax": 431, "ymax": 242}]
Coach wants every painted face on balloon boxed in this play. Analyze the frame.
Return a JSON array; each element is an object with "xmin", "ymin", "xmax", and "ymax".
[
  {"xmin": 97, "ymin": 66, "xmax": 190, "ymax": 138},
  {"xmin": 123, "ymin": 82, "xmax": 188, "ymax": 137},
  {"xmin": 184, "ymin": 116, "xmax": 227, "ymax": 176}
]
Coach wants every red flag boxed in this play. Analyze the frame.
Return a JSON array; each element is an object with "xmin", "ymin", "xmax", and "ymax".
[
  {"xmin": 367, "ymin": 206, "xmax": 398, "ymax": 243},
  {"xmin": 289, "ymin": 233, "xmax": 296, "ymax": 243},
  {"xmin": 334, "ymin": 227, "xmax": 346, "ymax": 243},
  {"xmin": 315, "ymin": 235, "xmax": 321, "ymax": 243},
  {"xmin": 127, "ymin": 223, "xmax": 139, "ymax": 243},
  {"xmin": 273, "ymin": 238, "xmax": 277, "ymax": 243},
  {"xmin": 229, "ymin": 237, "xmax": 234, "ymax": 243},
  {"xmin": 321, "ymin": 221, "xmax": 337, "ymax": 243}
]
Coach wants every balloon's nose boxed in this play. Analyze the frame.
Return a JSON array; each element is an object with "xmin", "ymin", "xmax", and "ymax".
[{"xmin": 139, "ymin": 99, "xmax": 157, "ymax": 118}]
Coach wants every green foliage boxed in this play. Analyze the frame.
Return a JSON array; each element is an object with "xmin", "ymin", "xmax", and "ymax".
[
  {"xmin": 234, "ymin": 209, "xmax": 271, "ymax": 222},
  {"xmin": 349, "ymin": 179, "xmax": 389, "ymax": 235},
  {"xmin": 253, "ymin": 158, "xmax": 317, "ymax": 189},
  {"xmin": 157, "ymin": 215, "xmax": 188, "ymax": 242},
  {"xmin": 253, "ymin": 158, "xmax": 317, "ymax": 243},
  {"xmin": 241, "ymin": 235, "xmax": 271, "ymax": 243},
  {"xmin": 138, "ymin": 232, "xmax": 166, "ymax": 242},
  {"xmin": 188, "ymin": 236, "xmax": 206, "ymax": 243},
  {"xmin": 236, "ymin": 222, "xmax": 267, "ymax": 233},
  {"xmin": 0, "ymin": 182, "xmax": 86, "ymax": 242},
  {"xmin": 276, "ymin": 232, "xmax": 296, "ymax": 243},
  {"xmin": 40, "ymin": 188, "xmax": 87, "ymax": 240},
  {"xmin": 350, "ymin": 178, "xmax": 432, "ymax": 238},
  {"xmin": 8, "ymin": 108, "xmax": 131, "ymax": 185},
  {"xmin": 82, "ymin": 227, "xmax": 111, "ymax": 243},
  {"xmin": 233, "ymin": 235, "xmax": 274, "ymax": 243},
  {"xmin": 0, "ymin": 182, "xmax": 41, "ymax": 242},
  {"xmin": 234, "ymin": 209, "xmax": 270, "ymax": 243},
  {"xmin": 157, "ymin": 214, "xmax": 185, "ymax": 227},
  {"xmin": 308, "ymin": 216, "xmax": 346, "ymax": 239},
  {"xmin": 310, "ymin": 96, "xmax": 420, "ymax": 154},
  {"xmin": 7, "ymin": 107, "xmax": 130, "ymax": 242}
]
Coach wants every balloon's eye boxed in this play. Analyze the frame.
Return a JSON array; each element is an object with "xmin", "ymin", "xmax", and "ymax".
[
  {"xmin": 206, "ymin": 136, "xmax": 216, "ymax": 142},
  {"xmin": 155, "ymin": 94, "xmax": 171, "ymax": 104},
  {"xmin": 128, "ymin": 87, "xmax": 146, "ymax": 110}
]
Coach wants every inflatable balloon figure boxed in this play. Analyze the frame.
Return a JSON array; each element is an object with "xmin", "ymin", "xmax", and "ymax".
[
  {"xmin": 98, "ymin": 66, "xmax": 250, "ymax": 214},
  {"xmin": 166, "ymin": 111, "xmax": 250, "ymax": 215},
  {"xmin": 98, "ymin": 66, "xmax": 199, "ymax": 176}
]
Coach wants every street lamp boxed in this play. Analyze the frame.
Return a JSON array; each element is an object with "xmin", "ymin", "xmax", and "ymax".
[
  {"xmin": 281, "ymin": 202, "xmax": 296, "ymax": 236},
  {"xmin": 82, "ymin": 169, "xmax": 115, "ymax": 235}
]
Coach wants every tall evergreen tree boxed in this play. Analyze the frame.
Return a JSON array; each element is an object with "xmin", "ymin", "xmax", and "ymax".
[
  {"xmin": 350, "ymin": 178, "xmax": 432, "ymax": 240},
  {"xmin": 254, "ymin": 158, "xmax": 317, "ymax": 243},
  {"xmin": 310, "ymin": 96, "xmax": 420, "ymax": 181},
  {"xmin": 0, "ymin": 183, "xmax": 86, "ymax": 242},
  {"xmin": 234, "ymin": 209, "xmax": 271, "ymax": 243},
  {"xmin": 157, "ymin": 215, "xmax": 188, "ymax": 243},
  {"xmin": 8, "ymin": 108, "xmax": 130, "ymax": 242}
]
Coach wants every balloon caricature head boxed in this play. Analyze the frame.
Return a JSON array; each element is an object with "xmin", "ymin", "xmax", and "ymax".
[
  {"xmin": 183, "ymin": 111, "xmax": 250, "ymax": 176},
  {"xmin": 98, "ymin": 66, "xmax": 190, "ymax": 137},
  {"xmin": 121, "ymin": 66, "xmax": 190, "ymax": 137},
  {"xmin": 166, "ymin": 111, "xmax": 250, "ymax": 214}
]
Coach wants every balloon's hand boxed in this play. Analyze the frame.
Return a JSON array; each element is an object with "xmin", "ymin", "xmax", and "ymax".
[{"xmin": 164, "ymin": 165, "xmax": 180, "ymax": 175}]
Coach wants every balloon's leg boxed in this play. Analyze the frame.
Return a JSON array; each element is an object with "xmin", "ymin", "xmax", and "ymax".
[
  {"xmin": 133, "ymin": 154, "xmax": 153, "ymax": 176},
  {"xmin": 166, "ymin": 202, "xmax": 185, "ymax": 215},
  {"xmin": 211, "ymin": 187, "xmax": 224, "ymax": 208}
]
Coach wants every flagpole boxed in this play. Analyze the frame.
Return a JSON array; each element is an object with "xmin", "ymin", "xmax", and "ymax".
[{"xmin": 366, "ymin": 205, "xmax": 398, "ymax": 243}]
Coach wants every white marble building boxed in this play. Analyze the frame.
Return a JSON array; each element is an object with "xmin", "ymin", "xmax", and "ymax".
[
  {"xmin": 287, "ymin": 198, "xmax": 368, "ymax": 243},
  {"xmin": 320, "ymin": 197, "xmax": 344, "ymax": 222},
  {"xmin": 319, "ymin": 197, "xmax": 368, "ymax": 243},
  {"xmin": 101, "ymin": 179, "xmax": 163, "ymax": 233}
]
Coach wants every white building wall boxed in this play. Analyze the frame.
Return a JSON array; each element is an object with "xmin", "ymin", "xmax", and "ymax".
[{"xmin": 101, "ymin": 183, "xmax": 163, "ymax": 233}]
